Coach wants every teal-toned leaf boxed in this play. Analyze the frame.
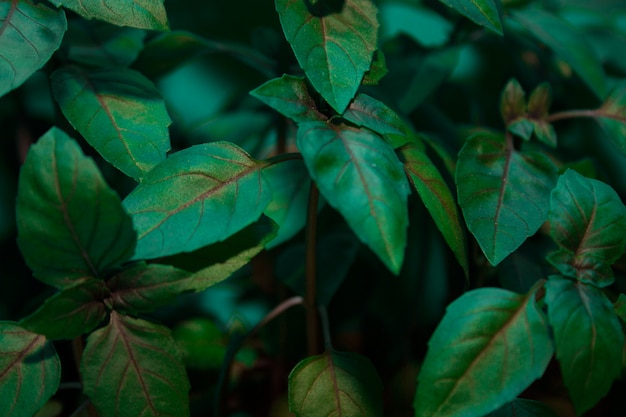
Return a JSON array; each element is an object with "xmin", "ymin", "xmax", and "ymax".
[
  {"xmin": 16, "ymin": 128, "xmax": 136, "ymax": 289},
  {"xmin": 545, "ymin": 276, "xmax": 624, "ymax": 414},
  {"xmin": 456, "ymin": 132, "xmax": 557, "ymax": 265},
  {"xmin": 123, "ymin": 142, "xmax": 272, "ymax": 260},
  {"xmin": 379, "ymin": 1, "xmax": 453, "ymax": 47},
  {"xmin": 500, "ymin": 78, "xmax": 527, "ymax": 127},
  {"xmin": 19, "ymin": 280, "xmax": 109, "ymax": 340},
  {"xmin": 289, "ymin": 350, "xmax": 383, "ymax": 417},
  {"xmin": 0, "ymin": 1, "xmax": 66, "ymax": 97},
  {"xmin": 297, "ymin": 121, "xmax": 410, "ymax": 274},
  {"xmin": 275, "ymin": 0, "xmax": 379, "ymax": 113},
  {"xmin": 107, "ymin": 263, "xmax": 191, "ymax": 315},
  {"xmin": 51, "ymin": 66, "xmax": 171, "ymax": 181},
  {"xmin": 49, "ymin": 0, "xmax": 168, "ymax": 31},
  {"xmin": 81, "ymin": 312, "xmax": 190, "ymax": 417},
  {"xmin": 414, "ymin": 287, "xmax": 554, "ymax": 417},
  {"xmin": 616, "ymin": 293, "xmax": 626, "ymax": 324},
  {"xmin": 512, "ymin": 8, "xmax": 607, "ymax": 98},
  {"xmin": 173, "ymin": 318, "xmax": 227, "ymax": 370},
  {"xmin": 438, "ymin": 0, "xmax": 503, "ymax": 35},
  {"xmin": 547, "ymin": 169, "xmax": 626, "ymax": 287},
  {"xmin": 250, "ymin": 75, "xmax": 326, "ymax": 123},
  {"xmin": 362, "ymin": 49, "xmax": 387, "ymax": 86},
  {"xmin": 486, "ymin": 398, "xmax": 558, "ymax": 417},
  {"xmin": 597, "ymin": 82, "xmax": 626, "ymax": 155},
  {"xmin": 263, "ymin": 159, "xmax": 312, "ymax": 248},
  {"xmin": 400, "ymin": 142, "xmax": 468, "ymax": 276},
  {"xmin": 0, "ymin": 322, "xmax": 61, "ymax": 417}
]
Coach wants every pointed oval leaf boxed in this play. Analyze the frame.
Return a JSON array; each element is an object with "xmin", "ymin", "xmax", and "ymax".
[
  {"xmin": 500, "ymin": 78, "xmax": 527, "ymax": 126},
  {"xmin": 297, "ymin": 121, "xmax": 410, "ymax": 274},
  {"xmin": 19, "ymin": 280, "xmax": 109, "ymax": 340},
  {"xmin": 275, "ymin": 0, "xmax": 379, "ymax": 113},
  {"xmin": 51, "ymin": 66, "xmax": 171, "ymax": 181},
  {"xmin": 0, "ymin": 1, "xmax": 66, "ymax": 97},
  {"xmin": 545, "ymin": 277, "xmax": 624, "ymax": 414},
  {"xmin": 289, "ymin": 350, "xmax": 383, "ymax": 417},
  {"xmin": 123, "ymin": 142, "xmax": 272, "ymax": 260},
  {"xmin": 438, "ymin": 0, "xmax": 502, "ymax": 35},
  {"xmin": 456, "ymin": 132, "xmax": 557, "ymax": 265},
  {"xmin": 16, "ymin": 128, "xmax": 136, "ymax": 289},
  {"xmin": 512, "ymin": 8, "xmax": 607, "ymax": 99},
  {"xmin": 251, "ymin": 75, "xmax": 326, "ymax": 123},
  {"xmin": 81, "ymin": 312, "xmax": 190, "ymax": 417},
  {"xmin": 414, "ymin": 287, "xmax": 554, "ymax": 417},
  {"xmin": 597, "ymin": 82, "xmax": 626, "ymax": 155},
  {"xmin": 0, "ymin": 322, "xmax": 61, "ymax": 417},
  {"xmin": 400, "ymin": 142, "xmax": 468, "ymax": 276},
  {"xmin": 547, "ymin": 169, "xmax": 626, "ymax": 287},
  {"xmin": 49, "ymin": 0, "xmax": 168, "ymax": 31}
]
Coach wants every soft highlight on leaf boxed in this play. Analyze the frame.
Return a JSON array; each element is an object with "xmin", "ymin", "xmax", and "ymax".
[
  {"xmin": 16, "ymin": 128, "xmax": 136, "ymax": 289},
  {"xmin": 437, "ymin": 0, "xmax": 503, "ymax": 35}
]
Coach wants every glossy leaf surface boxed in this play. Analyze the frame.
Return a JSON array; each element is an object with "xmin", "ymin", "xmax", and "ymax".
[
  {"xmin": 456, "ymin": 132, "xmax": 557, "ymax": 265},
  {"xmin": 547, "ymin": 169, "xmax": 626, "ymax": 287},
  {"xmin": 123, "ymin": 141, "xmax": 272, "ymax": 260},
  {"xmin": 289, "ymin": 350, "xmax": 383, "ymax": 417},
  {"xmin": 297, "ymin": 121, "xmax": 410, "ymax": 274},
  {"xmin": 438, "ymin": 0, "xmax": 502, "ymax": 35},
  {"xmin": 16, "ymin": 128, "xmax": 136, "ymax": 289},
  {"xmin": 0, "ymin": 0, "xmax": 66, "ymax": 97},
  {"xmin": 19, "ymin": 280, "xmax": 109, "ymax": 340},
  {"xmin": 81, "ymin": 312, "xmax": 190, "ymax": 417},
  {"xmin": 0, "ymin": 322, "xmax": 61, "ymax": 417},
  {"xmin": 251, "ymin": 75, "xmax": 326, "ymax": 123},
  {"xmin": 545, "ymin": 277, "xmax": 624, "ymax": 414},
  {"xmin": 275, "ymin": 0, "xmax": 378, "ymax": 113},
  {"xmin": 597, "ymin": 82, "xmax": 626, "ymax": 155},
  {"xmin": 401, "ymin": 142, "xmax": 468, "ymax": 276},
  {"xmin": 414, "ymin": 287, "xmax": 553, "ymax": 417},
  {"xmin": 49, "ymin": 0, "xmax": 168, "ymax": 31},
  {"xmin": 51, "ymin": 66, "xmax": 171, "ymax": 181}
]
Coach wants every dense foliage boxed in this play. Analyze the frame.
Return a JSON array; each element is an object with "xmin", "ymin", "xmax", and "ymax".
[{"xmin": 1, "ymin": 0, "xmax": 626, "ymax": 416}]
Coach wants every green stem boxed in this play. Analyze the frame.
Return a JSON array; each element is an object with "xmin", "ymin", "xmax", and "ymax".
[
  {"xmin": 305, "ymin": 182, "xmax": 320, "ymax": 356},
  {"xmin": 319, "ymin": 306, "xmax": 333, "ymax": 351}
]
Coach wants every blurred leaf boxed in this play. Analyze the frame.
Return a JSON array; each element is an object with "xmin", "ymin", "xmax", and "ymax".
[
  {"xmin": 49, "ymin": 0, "xmax": 168, "ymax": 31},
  {"xmin": 379, "ymin": 1, "xmax": 453, "ymax": 47},
  {"xmin": 527, "ymin": 83, "xmax": 556, "ymax": 147},
  {"xmin": 500, "ymin": 78, "xmax": 527, "ymax": 127},
  {"xmin": 173, "ymin": 318, "xmax": 227, "ymax": 370},
  {"xmin": 0, "ymin": 1, "xmax": 66, "ymax": 97},
  {"xmin": 438, "ymin": 0, "xmax": 503, "ymax": 35},
  {"xmin": 512, "ymin": 8, "xmax": 607, "ymax": 98},
  {"xmin": 414, "ymin": 286, "xmax": 553, "ymax": 417},
  {"xmin": 51, "ymin": 66, "xmax": 171, "ymax": 181},
  {"xmin": 456, "ymin": 132, "xmax": 557, "ymax": 265},
  {"xmin": 547, "ymin": 169, "xmax": 626, "ymax": 287},
  {"xmin": 545, "ymin": 276, "xmax": 624, "ymax": 415},
  {"xmin": 251, "ymin": 75, "xmax": 326, "ymax": 123},
  {"xmin": 597, "ymin": 82, "xmax": 626, "ymax": 155},
  {"xmin": 123, "ymin": 142, "xmax": 272, "ymax": 260},
  {"xmin": 362, "ymin": 49, "xmax": 388, "ymax": 86},
  {"xmin": 615, "ymin": 293, "xmax": 626, "ymax": 324},
  {"xmin": 486, "ymin": 398, "xmax": 558, "ymax": 417},
  {"xmin": 107, "ymin": 263, "xmax": 191, "ymax": 315},
  {"xmin": 81, "ymin": 312, "xmax": 190, "ymax": 417},
  {"xmin": 19, "ymin": 280, "xmax": 109, "ymax": 340},
  {"xmin": 16, "ymin": 128, "xmax": 136, "ymax": 289},
  {"xmin": 297, "ymin": 121, "xmax": 410, "ymax": 274},
  {"xmin": 400, "ymin": 142, "xmax": 468, "ymax": 276},
  {"xmin": 0, "ymin": 322, "xmax": 61, "ymax": 417},
  {"xmin": 275, "ymin": 0, "xmax": 378, "ymax": 113},
  {"xmin": 289, "ymin": 350, "xmax": 383, "ymax": 417}
]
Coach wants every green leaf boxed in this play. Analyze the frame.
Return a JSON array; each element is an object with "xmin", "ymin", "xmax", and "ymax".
[
  {"xmin": 49, "ymin": 0, "xmax": 168, "ymax": 31},
  {"xmin": 527, "ymin": 83, "xmax": 556, "ymax": 147},
  {"xmin": 597, "ymin": 82, "xmax": 626, "ymax": 155},
  {"xmin": 414, "ymin": 286, "xmax": 554, "ymax": 417},
  {"xmin": 173, "ymin": 318, "xmax": 227, "ymax": 370},
  {"xmin": 456, "ymin": 132, "xmax": 557, "ymax": 265},
  {"xmin": 547, "ymin": 169, "xmax": 626, "ymax": 287},
  {"xmin": 250, "ymin": 75, "xmax": 326, "ymax": 123},
  {"xmin": 379, "ymin": 1, "xmax": 453, "ymax": 47},
  {"xmin": 50, "ymin": 66, "xmax": 171, "ymax": 181},
  {"xmin": 123, "ymin": 142, "xmax": 272, "ymax": 260},
  {"xmin": 297, "ymin": 121, "xmax": 410, "ymax": 274},
  {"xmin": 438, "ymin": 0, "xmax": 503, "ymax": 35},
  {"xmin": 512, "ymin": 8, "xmax": 607, "ymax": 99},
  {"xmin": 0, "ymin": 322, "xmax": 61, "ymax": 417},
  {"xmin": 289, "ymin": 350, "xmax": 383, "ymax": 417},
  {"xmin": 275, "ymin": 0, "xmax": 379, "ymax": 113},
  {"xmin": 107, "ymin": 263, "xmax": 191, "ymax": 315},
  {"xmin": 362, "ymin": 49, "xmax": 388, "ymax": 86},
  {"xmin": 81, "ymin": 312, "xmax": 190, "ymax": 417},
  {"xmin": 500, "ymin": 78, "xmax": 527, "ymax": 127},
  {"xmin": 545, "ymin": 276, "xmax": 624, "ymax": 414},
  {"xmin": 19, "ymin": 280, "xmax": 109, "ymax": 340},
  {"xmin": 0, "ymin": 1, "xmax": 66, "ymax": 97},
  {"xmin": 400, "ymin": 142, "xmax": 468, "ymax": 276},
  {"xmin": 486, "ymin": 398, "xmax": 558, "ymax": 417},
  {"xmin": 615, "ymin": 293, "xmax": 626, "ymax": 324},
  {"xmin": 16, "ymin": 128, "xmax": 136, "ymax": 289}
]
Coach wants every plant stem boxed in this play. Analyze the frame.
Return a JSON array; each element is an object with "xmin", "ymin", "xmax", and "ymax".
[
  {"xmin": 305, "ymin": 182, "xmax": 320, "ymax": 356},
  {"xmin": 546, "ymin": 109, "xmax": 600, "ymax": 123},
  {"xmin": 319, "ymin": 306, "xmax": 333, "ymax": 351}
]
